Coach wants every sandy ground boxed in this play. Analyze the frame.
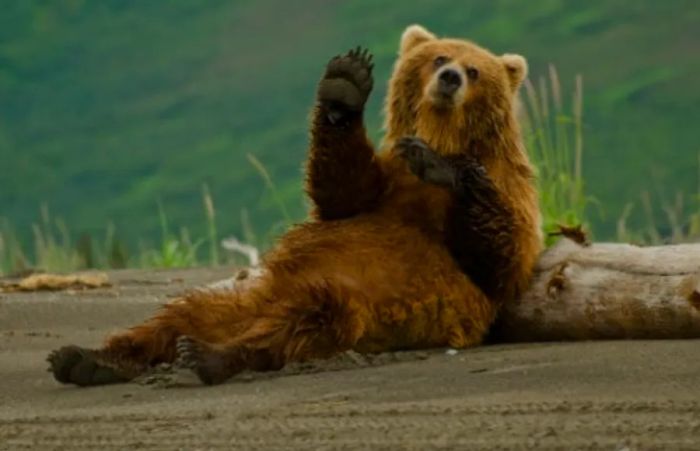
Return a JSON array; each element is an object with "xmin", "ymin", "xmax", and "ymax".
[{"xmin": 1, "ymin": 267, "xmax": 699, "ymax": 450}]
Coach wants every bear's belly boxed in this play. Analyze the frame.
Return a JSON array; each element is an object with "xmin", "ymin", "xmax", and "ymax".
[
  {"xmin": 261, "ymin": 215, "xmax": 495, "ymax": 351},
  {"xmin": 270, "ymin": 216, "xmax": 474, "ymax": 294}
]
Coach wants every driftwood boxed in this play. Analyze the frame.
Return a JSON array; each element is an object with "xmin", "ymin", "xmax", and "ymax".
[
  {"xmin": 0, "ymin": 272, "xmax": 111, "ymax": 292},
  {"xmin": 495, "ymin": 238, "xmax": 700, "ymax": 341}
]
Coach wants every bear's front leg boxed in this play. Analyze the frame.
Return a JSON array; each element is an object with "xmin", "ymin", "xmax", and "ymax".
[
  {"xmin": 396, "ymin": 136, "xmax": 518, "ymax": 302},
  {"xmin": 306, "ymin": 47, "xmax": 384, "ymax": 221}
]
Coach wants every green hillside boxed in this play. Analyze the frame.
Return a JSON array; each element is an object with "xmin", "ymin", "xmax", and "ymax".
[{"xmin": 1, "ymin": 0, "xmax": 699, "ymax": 251}]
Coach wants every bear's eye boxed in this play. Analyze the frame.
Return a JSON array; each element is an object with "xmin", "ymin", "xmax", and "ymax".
[
  {"xmin": 466, "ymin": 66, "xmax": 479, "ymax": 81},
  {"xmin": 433, "ymin": 56, "xmax": 449, "ymax": 68}
]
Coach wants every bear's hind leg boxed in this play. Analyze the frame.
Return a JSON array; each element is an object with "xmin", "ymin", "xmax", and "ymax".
[
  {"xmin": 176, "ymin": 285, "xmax": 368, "ymax": 385},
  {"xmin": 47, "ymin": 289, "xmax": 253, "ymax": 386},
  {"xmin": 175, "ymin": 337, "xmax": 280, "ymax": 385}
]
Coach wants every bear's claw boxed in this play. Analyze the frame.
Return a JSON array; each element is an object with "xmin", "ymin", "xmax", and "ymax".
[{"xmin": 318, "ymin": 46, "xmax": 374, "ymax": 123}]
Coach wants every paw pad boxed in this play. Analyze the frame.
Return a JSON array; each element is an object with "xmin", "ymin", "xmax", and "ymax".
[{"xmin": 318, "ymin": 46, "xmax": 375, "ymax": 119}]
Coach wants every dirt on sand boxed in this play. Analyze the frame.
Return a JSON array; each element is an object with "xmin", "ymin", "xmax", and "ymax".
[{"xmin": 1, "ymin": 267, "xmax": 699, "ymax": 450}]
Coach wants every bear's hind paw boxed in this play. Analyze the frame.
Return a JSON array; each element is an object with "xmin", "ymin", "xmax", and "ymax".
[
  {"xmin": 47, "ymin": 345, "xmax": 131, "ymax": 386},
  {"xmin": 176, "ymin": 336, "xmax": 235, "ymax": 386}
]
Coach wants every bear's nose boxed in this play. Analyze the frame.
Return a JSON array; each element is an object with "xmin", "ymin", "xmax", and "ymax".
[{"xmin": 438, "ymin": 68, "xmax": 462, "ymax": 94}]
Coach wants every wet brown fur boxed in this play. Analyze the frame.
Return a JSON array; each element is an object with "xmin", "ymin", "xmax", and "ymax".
[{"xmin": 50, "ymin": 26, "xmax": 542, "ymax": 384}]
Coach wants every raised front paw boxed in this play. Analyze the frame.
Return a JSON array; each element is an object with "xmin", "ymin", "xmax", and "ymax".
[
  {"xmin": 317, "ymin": 47, "xmax": 374, "ymax": 124},
  {"xmin": 395, "ymin": 136, "xmax": 457, "ymax": 187}
]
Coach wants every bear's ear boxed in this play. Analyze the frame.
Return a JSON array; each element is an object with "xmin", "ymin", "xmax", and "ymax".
[
  {"xmin": 501, "ymin": 53, "xmax": 528, "ymax": 91},
  {"xmin": 400, "ymin": 25, "xmax": 436, "ymax": 55}
]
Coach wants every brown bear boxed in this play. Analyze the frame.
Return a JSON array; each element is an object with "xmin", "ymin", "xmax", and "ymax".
[{"xmin": 47, "ymin": 25, "xmax": 542, "ymax": 386}]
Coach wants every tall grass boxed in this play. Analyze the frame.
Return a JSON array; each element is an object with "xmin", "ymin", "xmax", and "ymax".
[
  {"xmin": 1, "ymin": 218, "xmax": 31, "ymax": 273},
  {"xmin": 138, "ymin": 200, "xmax": 202, "ymax": 268},
  {"xmin": 0, "ymin": 192, "xmax": 222, "ymax": 275},
  {"xmin": 522, "ymin": 68, "xmax": 700, "ymax": 246},
  {"xmin": 520, "ymin": 65, "xmax": 592, "ymax": 244},
  {"xmin": 616, "ymin": 158, "xmax": 700, "ymax": 244},
  {"xmin": 0, "ymin": 154, "xmax": 289, "ymax": 275},
  {"xmin": 246, "ymin": 153, "xmax": 293, "ymax": 227},
  {"xmin": 201, "ymin": 183, "xmax": 220, "ymax": 266}
]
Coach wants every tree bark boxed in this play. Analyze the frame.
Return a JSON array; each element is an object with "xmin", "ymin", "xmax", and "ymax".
[{"xmin": 493, "ymin": 238, "xmax": 700, "ymax": 341}]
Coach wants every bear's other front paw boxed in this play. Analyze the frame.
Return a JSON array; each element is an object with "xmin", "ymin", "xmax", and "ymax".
[
  {"xmin": 317, "ymin": 47, "xmax": 374, "ymax": 124},
  {"xmin": 395, "ymin": 136, "xmax": 456, "ymax": 187},
  {"xmin": 47, "ymin": 345, "xmax": 130, "ymax": 386},
  {"xmin": 454, "ymin": 157, "xmax": 494, "ymax": 200}
]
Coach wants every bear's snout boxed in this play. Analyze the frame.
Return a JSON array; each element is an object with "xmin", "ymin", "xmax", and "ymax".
[{"xmin": 437, "ymin": 68, "xmax": 463, "ymax": 95}]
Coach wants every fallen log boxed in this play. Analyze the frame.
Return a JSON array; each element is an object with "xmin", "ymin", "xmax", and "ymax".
[{"xmin": 494, "ymin": 238, "xmax": 700, "ymax": 341}]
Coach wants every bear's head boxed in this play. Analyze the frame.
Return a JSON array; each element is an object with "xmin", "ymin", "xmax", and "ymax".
[{"xmin": 384, "ymin": 25, "xmax": 528, "ymax": 157}]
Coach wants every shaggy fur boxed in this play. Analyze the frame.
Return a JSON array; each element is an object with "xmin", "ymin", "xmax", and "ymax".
[{"xmin": 48, "ymin": 26, "xmax": 542, "ymax": 386}]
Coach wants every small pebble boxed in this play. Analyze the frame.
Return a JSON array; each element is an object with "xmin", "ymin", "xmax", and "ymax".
[{"xmin": 445, "ymin": 349, "xmax": 459, "ymax": 356}]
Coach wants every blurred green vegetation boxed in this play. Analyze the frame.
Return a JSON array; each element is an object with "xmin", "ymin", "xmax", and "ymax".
[
  {"xmin": 4, "ymin": 67, "xmax": 699, "ymax": 275},
  {"xmin": 1, "ymin": 0, "xmax": 699, "ymax": 268}
]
